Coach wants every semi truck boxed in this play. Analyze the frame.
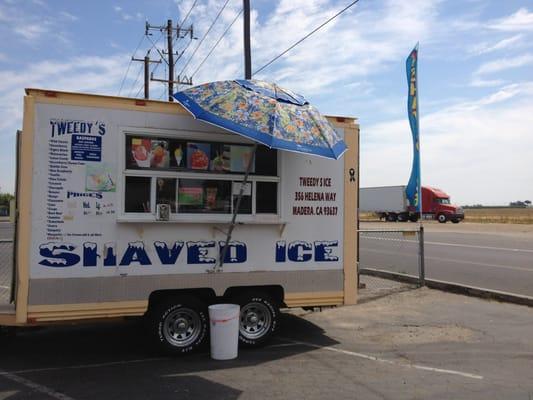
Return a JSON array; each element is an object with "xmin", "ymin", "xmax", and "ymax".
[
  {"xmin": 0, "ymin": 88, "xmax": 359, "ymax": 354},
  {"xmin": 359, "ymin": 185, "xmax": 464, "ymax": 223}
]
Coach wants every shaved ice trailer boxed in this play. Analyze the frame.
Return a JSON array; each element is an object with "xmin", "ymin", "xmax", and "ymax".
[{"xmin": 0, "ymin": 89, "xmax": 359, "ymax": 353}]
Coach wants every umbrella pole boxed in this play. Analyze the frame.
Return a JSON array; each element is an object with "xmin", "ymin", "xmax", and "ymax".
[{"xmin": 217, "ymin": 143, "xmax": 257, "ymax": 272}]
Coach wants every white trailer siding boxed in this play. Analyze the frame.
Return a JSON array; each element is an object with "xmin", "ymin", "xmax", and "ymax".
[
  {"xmin": 359, "ymin": 186, "xmax": 406, "ymax": 213},
  {"xmin": 4, "ymin": 89, "xmax": 359, "ymax": 325}
]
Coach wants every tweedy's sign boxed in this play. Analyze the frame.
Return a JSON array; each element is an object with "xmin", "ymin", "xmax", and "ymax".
[{"xmin": 49, "ymin": 119, "xmax": 106, "ymax": 137}]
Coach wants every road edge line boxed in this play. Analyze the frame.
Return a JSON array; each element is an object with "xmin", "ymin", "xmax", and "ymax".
[{"xmin": 359, "ymin": 268, "xmax": 533, "ymax": 307}]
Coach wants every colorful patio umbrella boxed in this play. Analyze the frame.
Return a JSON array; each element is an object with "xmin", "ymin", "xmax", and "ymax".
[{"xmin": 173, "ymin": 79, "xmax": 347, "ymax": 160}]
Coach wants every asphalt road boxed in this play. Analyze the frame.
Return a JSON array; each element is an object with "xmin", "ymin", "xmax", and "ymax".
[
  {"xmin": 1, "ymin": 288, "xmax": 533, "ymax": 399},
  {"xmin": 0, "ymin": 222, "xmax": 13, "ymax": 240},
  {"xmin": 360, "ymin": 221, "xmax": 533, "ymax": 298}
]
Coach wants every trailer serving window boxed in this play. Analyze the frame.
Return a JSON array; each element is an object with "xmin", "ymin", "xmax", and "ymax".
[{"xmin": 120, "ymin": 130, "xmax": 280, "ymax": 222}]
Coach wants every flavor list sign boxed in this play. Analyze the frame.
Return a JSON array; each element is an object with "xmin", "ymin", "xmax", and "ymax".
[
  {"xmin": 47, "ymin": 138, "xmax": 71, "ymax": 239},
  {"xmin": 44, "ymin": 118, "xmax": 115, "ymax": 241},
  {"xmin": 292, "ymin": 176, "xmax": 339, "ymax": 216}
]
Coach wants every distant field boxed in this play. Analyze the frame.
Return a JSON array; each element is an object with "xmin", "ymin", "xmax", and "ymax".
[
  {"xmin": 359, "ymin": 212, "xmax": 380, "ymax": 221},
  {"xmin": 359, "ymin": 208, "xmax": 533, "ymax": 224},
  {"xmin": 464, "ymin": 207, "xmax": 533, "ymax": 224}
]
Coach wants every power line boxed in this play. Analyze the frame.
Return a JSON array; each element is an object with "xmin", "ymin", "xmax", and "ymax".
[
  {"xmin": 128, "ymin": 63, "xmax": 144, "ymax": 97},
  {"xmin": 191, "ymin": 7, "xmax": 243, "ymax": 78},
  {"xmin": 253, "ymin": 0, "xmax": 361, "ymax": 76},
  {"xmin": 158, "ymin": 61, "xmax": 168, "ymax": 100},
  {"xmin": 180, "ymin": 0, "xmax": 198, "ymax": 27},
  {"xmin": 171, "ymin": 0, "xmax": 198, "ymax": 62},
  {"xmin": 146, "ymin": 31, "xmax": 168, "ymax": 65},
  {"xmin": 129, "ymin": 31, "xmax": 164, "ymax": 98},
  {"xmin": 178, "ymin": 0, "xmax": 231, "ymax": 77},
  {"xmin": 148, "ymin": 30, "xmax": 167, "ymax": 78},
  {"xmin": 118, "ymin": 34, "xmax": 146, "ymax": 96}
]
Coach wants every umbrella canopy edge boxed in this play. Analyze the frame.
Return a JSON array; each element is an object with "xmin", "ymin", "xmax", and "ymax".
[{"xmin": 174, "ymin": 91, "xmax": 347, "ymax": 159}]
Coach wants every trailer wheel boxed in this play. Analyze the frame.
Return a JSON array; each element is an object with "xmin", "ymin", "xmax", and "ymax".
[
  {"xmin": 234, "ymin": 292, "xmax": 278, "ymax": 347},
  {"xmin": 409, "ymin": 214, "xmax": 419, "ymax": 222},
  {"xmin": 150, "ymin": 296, "xmax": 208, "ymax": 354},
  {"xmin": 386, "ymin": 213, "xmax": 398, "ymax": 222},
  {"xmin": 437, "ymin": 214, "xmax": 447, "ymax": 223},
  {"xmin": 397, "ymin": 213, "xmax": 408, "ymax": 222}
]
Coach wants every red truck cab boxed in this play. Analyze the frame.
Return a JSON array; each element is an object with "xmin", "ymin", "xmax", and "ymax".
[{"xmin": 422, "ymin": 186, "xmax": 464, "ymax": 223}]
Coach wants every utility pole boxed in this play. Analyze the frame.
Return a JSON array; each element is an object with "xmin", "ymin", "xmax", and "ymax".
[
  {"xmin": 145, "ymin": 20, "xmax": 195, "ymax": 100},
  {"xmin": 132, "ymin": 52, "xmax": 161, "ymax": 99},
  {"xmin": 243, "ymin": 0, "xmax": 251, "ymax": 79},
  {"xmin": 167, "ymin": 19, "xmax": 174, "ymax": 101}
]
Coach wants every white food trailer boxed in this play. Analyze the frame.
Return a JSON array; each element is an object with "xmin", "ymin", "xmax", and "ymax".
[{"xmin": 0, "ymin": 89, "xmax": 359, "ymax": 353}]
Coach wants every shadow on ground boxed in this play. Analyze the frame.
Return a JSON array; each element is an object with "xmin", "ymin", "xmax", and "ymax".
[{"xmin": 0, "ymin": 313, "xmax": 338, "ymax": 399}]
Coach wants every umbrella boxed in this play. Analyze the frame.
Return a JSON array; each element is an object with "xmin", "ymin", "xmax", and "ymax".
[
  {"xmin": 173, "ymin": 79, "xmax": 347, "ymax": 160},
  {"xmin": 173, "ymin": 79, "xmax": 348, "ymax": 272}
]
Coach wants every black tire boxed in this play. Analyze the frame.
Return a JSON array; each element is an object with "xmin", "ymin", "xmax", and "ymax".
[
  {"xmin": 149, "ymin": 296, "xmax": 208, "ymax": 355},
  {"xmin": 234, "ymin": 292, "xmax": 278, "ymax": 348},
  {"xmin": 409, "ymin": 214, "xmax": 419, "ymax": 222},
  {"xmin": 397, "ymin": 213, "xmax": 408, "ymax": 222},
  {"xmin": 0, "ymin": 326, "xmax": 16, "ymax": 343},
  {"xmin": 451, "ymin": 218, "xmax": 460, "ymax": 224},
  {"xmin": 386, "ymin": 213, "xmax": 398, "ymax": 222},
  {"xmin": 437, "ymin": 214, "xmax": 447, "ymax": 223}
]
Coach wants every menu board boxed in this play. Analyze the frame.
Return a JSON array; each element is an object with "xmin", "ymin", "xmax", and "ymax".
[
  {"xmin": 45, "ymin": 118, "xmax": 116, "ymax": 240},
  {"xmin": 187, "ymin": 142, "xmax": 210, "ymax": 170},
  {"xmin": 230, "ymin": 145, "xmax": 255, "ymax": 173},
  {"xmin": 126, "ymin": 136, "xmax": 255, "ymax": 174}
]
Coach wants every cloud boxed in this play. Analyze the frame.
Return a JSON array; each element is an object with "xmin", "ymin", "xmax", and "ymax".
[
  {"xmin": 362, "ymin": 84, "xmax": 533, "ymax": 205},
  {"xmin": 470, "ymin": 34, "xmax": 523, "ymax": 55},
  {"xmin": 0, "ymin": 2, "xmax": 76, "ymax": 43},
  {"xmin": 488, "ymin": 8, "xmax": 533, "ymax": 32},
  {"xmin": 0, "ymin": 53, "xmax": 134, "ymax": 193},
  {"xmin": 60, "ymin": 11, "xmax": 78, "ymax": 21},
  {"xmin": 13, "ymin": 23, "xmax": 50, "ymax": 40},
  {"xmin": 113, "ymin": 5, "xmax": 143, "ymax": 21},
  {"xmin": 0, "ymin": 0, "xmax": 532, "ymax": 205},
  {"xmin": 173, "ymin": 0, "xmax": 441, "ymax": 97},
  {"xmin": 475, "ymin": 53, "xmax": 533, "ymax": 76},
  {"xmin": 469, "ymin": 78, "xmax": 506, "ymax": 88}
]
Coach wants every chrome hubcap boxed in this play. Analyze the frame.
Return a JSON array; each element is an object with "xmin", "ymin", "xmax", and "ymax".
[
  {"xmin": 163, "ymin": 307, "xmax": 201, "ymax": 347},
  {"xmin": 240, "ymin": 302, "xmax": 271, "ymax": 340}
]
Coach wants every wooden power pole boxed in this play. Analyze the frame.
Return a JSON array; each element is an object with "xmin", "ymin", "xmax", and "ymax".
[
  {"xmin": 146, "ymin": 19, "xmax": 194, "ymax": 100},
  {"xmin": 132, "ymin": 53, "xmax": 161, "ymax": 99},
  {"xmin": 243, "ymin": 0, "xmax": 251, "ymax": 79}
]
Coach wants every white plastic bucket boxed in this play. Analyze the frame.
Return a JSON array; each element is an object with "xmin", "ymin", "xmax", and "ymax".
[{"xmin": 208, "ymin": 304, "xmax": 240, "ymax": 360}]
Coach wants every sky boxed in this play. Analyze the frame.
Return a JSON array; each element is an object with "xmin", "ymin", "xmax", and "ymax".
[{"xmin": 0, "ymin": 0, "xmax": 532, "ymax": 205}]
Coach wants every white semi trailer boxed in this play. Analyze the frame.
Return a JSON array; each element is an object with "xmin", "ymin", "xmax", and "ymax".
[{"xmin": 360, "ymin": 185, "xmax": 464, "ymax": 223}]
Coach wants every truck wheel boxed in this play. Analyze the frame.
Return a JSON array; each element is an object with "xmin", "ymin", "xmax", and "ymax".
[
  {"xmin": 409, "ymin": 214, "xmax": 419, "ymax": 222},
  {"xmin": 234, "ymin": 292, "xmax": 278, "ymax": 347},
  {"xmin": 437, "ymin": 214, "xmax": 447, "ymax": 223},
  {"xmin": 386, "ymin": 213, "xmax": 398, "ymax": 222},
  {"xmin": 397, "ymin": 213, "xmax": 407, "ymax": 222},
  {"xmin": 451, "ymin": 218, "xmax": 460, "ymax": 224},
  {"xmin": 150, "ymin": 296, "xmax": 208, "ymax": 354}
]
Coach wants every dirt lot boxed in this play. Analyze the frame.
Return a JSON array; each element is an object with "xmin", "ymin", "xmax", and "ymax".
[{"xmin": 1, "ymin": 288, "xmax": 532, "ymax": 399}]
